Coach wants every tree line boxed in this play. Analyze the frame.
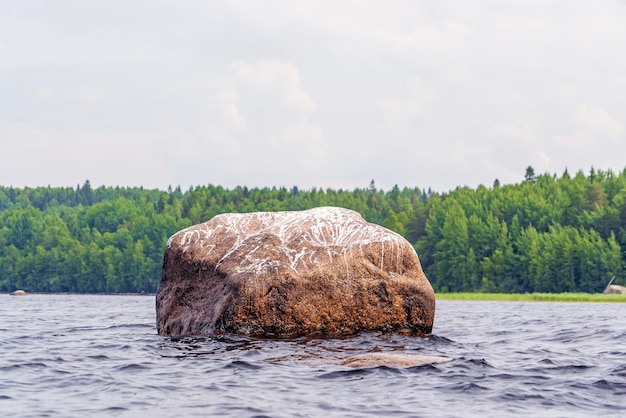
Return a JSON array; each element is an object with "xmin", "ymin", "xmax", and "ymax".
[{"xmin": 1, "ymin": 167, "xmax": 625, "ymax": 294}]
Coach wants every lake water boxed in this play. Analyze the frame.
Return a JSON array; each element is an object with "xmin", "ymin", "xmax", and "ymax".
[{"xmin": 2, "ymin": 295, "xmax": 626, "ymax": 417}]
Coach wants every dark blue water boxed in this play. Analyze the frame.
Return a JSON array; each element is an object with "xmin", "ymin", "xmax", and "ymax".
[{"xmin": 2, "ymin": 295, "xmax": 626, "ymax": 417}]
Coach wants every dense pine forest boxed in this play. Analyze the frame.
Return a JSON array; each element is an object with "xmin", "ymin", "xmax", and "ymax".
[{"xmin": 1, "ymin": 167, "xmax": 625, "ymax": 294}]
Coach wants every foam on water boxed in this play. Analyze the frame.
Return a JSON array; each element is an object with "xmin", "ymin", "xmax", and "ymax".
[{"xmin": 2, "ymin": 295, "xmax": 626, "ymax": 417}]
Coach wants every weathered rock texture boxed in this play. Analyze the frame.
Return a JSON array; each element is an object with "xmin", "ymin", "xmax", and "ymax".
[{"xmin": 156, "ymin": 207, "xmax": 435, "ymax": 338}]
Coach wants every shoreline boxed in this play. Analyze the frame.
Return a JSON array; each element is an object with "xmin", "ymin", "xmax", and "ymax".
[
  {"xmin": 436, "ymin": 292, "xmax": 626, "ymax": 302},
  {"xmin": 6, "ymin": 292, "xmax": 156, "ymax": 296},
  {"xmin": 6, "ymin": 292, "xmax": 626, "ymax": 302}
]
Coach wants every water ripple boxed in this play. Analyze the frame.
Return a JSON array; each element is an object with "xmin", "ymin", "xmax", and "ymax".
[{"xmin": 2, "ymin": 296, "xmax": 626, "ymax": 417}]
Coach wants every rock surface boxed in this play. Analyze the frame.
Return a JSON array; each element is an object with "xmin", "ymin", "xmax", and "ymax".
[{"xmin": 156, "ymin": 207, "xmax": 435, "ymax": 338}]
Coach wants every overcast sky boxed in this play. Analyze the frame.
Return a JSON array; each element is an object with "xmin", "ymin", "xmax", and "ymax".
[{"xmin": 2, "ymin": 1, "xmax": 625, "ymax": 192}]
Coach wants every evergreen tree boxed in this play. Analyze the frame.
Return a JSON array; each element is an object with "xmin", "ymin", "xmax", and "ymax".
[
  {"xmin": 1, "ymin": 166, "xmax": 626, "ymax": 293},
  {"xmin": 524, "ymin": 166, "xmax": 537, "ymax": 183}
]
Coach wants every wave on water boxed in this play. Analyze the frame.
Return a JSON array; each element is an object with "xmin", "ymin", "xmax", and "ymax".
[{"xmin": 2, "ymin": 295, "xmax": 626, "ymax": 417}]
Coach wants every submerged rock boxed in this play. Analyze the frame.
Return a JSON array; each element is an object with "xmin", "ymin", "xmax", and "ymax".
[
  {"xmin": 156, "ymin": 207, "xmax": 435, "ymax": 338},
  {"xmin": 341, "ymin": 352, "xmax": 450, "ymax": 368},
  {"xmin": 10, "ymin": 290, "xmax": 27, "ymax": 296}
]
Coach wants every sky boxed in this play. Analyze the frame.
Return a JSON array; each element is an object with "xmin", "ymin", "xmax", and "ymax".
[{"xmin": 1, "ymin": 1, "xmax": 626, "ymax": 193}]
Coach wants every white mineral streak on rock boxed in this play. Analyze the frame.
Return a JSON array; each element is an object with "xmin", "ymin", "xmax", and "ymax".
[
  {"xmin": 381, "ymin": 240, "xmax": 385, "ymax": 270},
  {"xmin": 169, "ymin": 207, "xmax": 411, "ymax": 276},
  {"xmin": 289, "ymin": 247, "xmax": 308, "ymax": 272}
]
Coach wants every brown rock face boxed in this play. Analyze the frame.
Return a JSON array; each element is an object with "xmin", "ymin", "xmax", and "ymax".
[{"xmin": 156, "ymin": 207, "xmax": 435, "ymax": 338}]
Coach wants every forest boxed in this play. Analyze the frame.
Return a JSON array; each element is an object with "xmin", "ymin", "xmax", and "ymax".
[{"xmin": 1, "ymin": 166, "xmax": 625, "ymax": 294}]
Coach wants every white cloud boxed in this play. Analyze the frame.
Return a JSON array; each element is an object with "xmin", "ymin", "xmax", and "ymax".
[
  {"xmin": 229, "ymin": 60, "xmax": 325, "ymax": 155},
  {"xmin": 548, "ymin": 105, "xmax": 623, "ymax": 172},
  {"xmin": 22, "ymin": 84, "xmax": 113, "ymax": 107},
  {"xmin": 213, "ymin": 90, "xmax": 246, "ymax": 131},
  {"xmin": 232, "ymin": 60, "xmax": 316, "ymax": 114},
  {"xmin": 375, "ymin": 22, "xmax": 473, "ymax": 52},
  {"xmin": 578, "ymin": 105, "xmax": 622, "ymax": 138},
  {"xmin": 378, "ymin": 78, "xmax": 439, "ymax": 127}
]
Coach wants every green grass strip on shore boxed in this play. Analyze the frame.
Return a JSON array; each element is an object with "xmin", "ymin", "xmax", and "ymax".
[{"xmin": 435, "ymin": 292, "xmax": 626, "ymax": 302}]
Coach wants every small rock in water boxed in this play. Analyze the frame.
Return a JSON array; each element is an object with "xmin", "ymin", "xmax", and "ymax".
[
  {"xmin": 10, "ymin": 290, "xmax": 27, "ymax": 296},
  {"xmin": 342, "ymin": 352, "xmax": 450, "ymax": 368},
  {"xmin": 603, "ymin": 284, "xmax": 626, "ymax": 294}
]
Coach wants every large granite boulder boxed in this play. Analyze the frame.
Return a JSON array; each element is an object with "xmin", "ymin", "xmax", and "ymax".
[{"xmin": 156, "ymin": 207, "xmax": 435, "ymax": 338}]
